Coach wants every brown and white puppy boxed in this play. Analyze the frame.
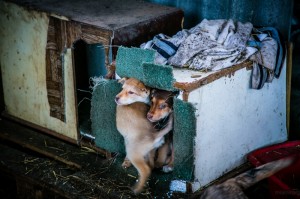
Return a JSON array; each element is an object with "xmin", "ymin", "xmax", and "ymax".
[
  {"xmin": 147, "ymin": 89, "xmax": 175, "ymax": 122},
  {"xmin": 199, "ymin": 157, "xmax": 294, "ymax": 199},
  {"xmin": 115, "ymin": 77, "xmax": 150, "ymax": 105},
  {"xmin": 147, "ymin": 89, "xmax": 177, "ymax": 173},
  {"xmin": 115, "ymin": 78, "xmax": 173, "ymax": 194}
]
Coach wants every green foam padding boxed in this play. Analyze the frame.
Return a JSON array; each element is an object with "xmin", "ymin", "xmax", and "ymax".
[
  {"xmin": 115, "ymin": 47, "xmax": 176, "ymax": 91},
  {"xmin": 115, "ymin": 46, "xmax": 155, "ymax": 80},
  {"xmin": 173, "ymin": 98, "xmax": 196, "ymax": 181},
  {"xmin": 91, "ymin": 79, "xmax": 125, "ymax": 153},
  {"xmin": 142, "ymin": 62, "xmax": 176, "ymax": 91}
]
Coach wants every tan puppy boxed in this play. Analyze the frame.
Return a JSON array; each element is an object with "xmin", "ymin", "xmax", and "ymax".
[
  {"xmin": 115, "ymin": 78, "xmax": 173, "ymax": 194},
  {"xmin": 115, "ymin": 77, "xmax": 150, "ymax": 105},
  {"xmin": 147, "ymin": 89, "xmax": 176, "ymax": 173}
]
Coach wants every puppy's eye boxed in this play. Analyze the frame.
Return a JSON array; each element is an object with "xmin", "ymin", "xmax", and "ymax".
[
  {"xmin": 128, "ymin": 91, "xmax": 135, "ymax": 94},
  {"xmin": 159, "ymin": 104, "xmax": 167, "ymax": 109}
]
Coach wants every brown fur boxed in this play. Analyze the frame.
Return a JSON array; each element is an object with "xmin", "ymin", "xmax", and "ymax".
[
  {"xmin": 147, "ymin": 89, "xmax": 175, "ymax": 122},
  {"xmin": 199, "ymin": 157, "xmax": 294, "ymax": 199},
  {"xmin": 153, "ymin": 132, "xmax": 173, "ymax": 172},
  {"xmin": 148, "ymin": 89, "xmax": 177, "ymax": 172},
  {"xmin": 115, "ymin": 78, "xmax": 173, "ymax": 194}
]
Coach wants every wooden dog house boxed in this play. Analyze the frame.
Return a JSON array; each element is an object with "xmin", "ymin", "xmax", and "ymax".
[
  {"xmin": 0, "ymin": 0, "xmax": 183, "ymax": 143},
  {"xmin": 91, "ymin": 46, "xmax": 288, "ymax": 191}
]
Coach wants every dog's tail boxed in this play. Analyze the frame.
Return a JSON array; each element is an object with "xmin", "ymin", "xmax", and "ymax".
[
  {"xmin": 233, "ymin": 157, "xmax": 294, "ymax": 190},
  {"xmin": 153, "ymin": 113, "xmax": 173, "ymax": 146}
]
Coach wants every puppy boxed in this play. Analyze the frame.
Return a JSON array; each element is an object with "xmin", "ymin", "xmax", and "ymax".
[
  {"xmin": 115, "ymin": 77, "xmax": 150, "ymax": 105},
  {"xmin": 115, "ymin": 78, "xmax": 173, "ymax": 194},
  {"xmin": 115, "ymin": 77, "xmax": 151, "ymax": 168},
  {"xmin": 199, "ymin": 157, "xmax": 294, "ymax": 199},
  {"xmin": 147, "ymin": 89, "xmax": 175, "ymax": 122},
  {"xmin": 147, "ymin": 89, "xmax": 177, "ymax": 173}
]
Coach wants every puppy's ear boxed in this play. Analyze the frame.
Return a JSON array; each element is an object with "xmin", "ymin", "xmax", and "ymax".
[
  {"xmin": 118, "ymin": 77, "xmax": 128, "ymax": 84},
  {"xmin": 140, "ymin": 85, "xmax": 150, "ymax": 93}
]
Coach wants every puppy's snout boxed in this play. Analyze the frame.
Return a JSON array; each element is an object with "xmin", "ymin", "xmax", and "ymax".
[
  {"xmin": 115, "ymin": 96, "xmax": 120, "ymax": 103},
  {"xmin": 147, "ymin": 113, "xmax": 153, "ymax": 120}
]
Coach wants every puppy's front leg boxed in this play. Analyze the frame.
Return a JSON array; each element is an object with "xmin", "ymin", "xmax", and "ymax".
[
  {"xmin": 162, "ymin": 142, "xmax": 174, "ymax": 173},
  {"xmin": 130, "ymin": 156, "xmax": 151, "ymax": 194}
]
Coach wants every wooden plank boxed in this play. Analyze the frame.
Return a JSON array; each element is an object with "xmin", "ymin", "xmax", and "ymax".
[
  {"xmin": 2, "ymin": 133, "xmax": 82, "ymax": 169},
  {"xmin": 192, "ymin": 162, "xmax": 253, "ymax": 197},
  {"xmin": 174, "ymin": 61, "xmax": 253, "ymax": 93},
  {"xmin": 46, "ymin": 81, "xmax": 60, "ymax": 90},
  {"xmin": 1, "ymin": 113, "xmax": 75, "ymax": 144},
  {"xmin": 46, "ymin": 17, "xmax": 66, "ymax": 122},
  {"xmin": 286, "ymin": 42, "xmax": 293, "ymax": 135},
  {"xmin": 80, "ymin": 24, "xmax": 111, "ymax": 45},
  {"xmin": 9, "ymin": 0, "xmax": 183, "ymax": 31},
  {"xmin": 66, "ymin": 21, "xmax": 82, "ymax": 48},
  {"xmin": 47, "ymin": 89, "xmax": 61, "ymax": 98},
  {"xmin": 113, "ymin": 10, "xmax": 183, "ymax": 47},
  {"xmin": 0, "ymin": 142, "xmax": 118, "ymax": 198},
  {"xmin": 48, "ymin": 96, "xmax": 63, "ymax": 105},
  {"xmin": 0, "ymin": 118, "xmax": 107, "ymax": 164}
]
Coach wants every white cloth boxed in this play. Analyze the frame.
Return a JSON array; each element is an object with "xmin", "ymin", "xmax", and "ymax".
[{"xmin": 168, "ymin": 19, "xmax": 257, "ymax": 70}]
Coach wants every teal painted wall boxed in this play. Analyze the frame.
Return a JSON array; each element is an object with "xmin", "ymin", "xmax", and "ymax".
[{"xmin": 147, "ymin": 0, "xmax": 293, "ymax": 40}]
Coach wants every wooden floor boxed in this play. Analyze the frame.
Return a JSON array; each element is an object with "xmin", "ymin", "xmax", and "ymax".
[
  {"xmin": 0, "ymin": 118, "xmax": 187, "ymax": 198},
  {"xmin": 0, "ymin": 118, "xmax": 271, "ymax": 199}
]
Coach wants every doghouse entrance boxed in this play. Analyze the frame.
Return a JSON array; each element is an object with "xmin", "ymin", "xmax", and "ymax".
[{"xmin": 73, "ymin": 40, "xmax": 107, "ymax": 138}]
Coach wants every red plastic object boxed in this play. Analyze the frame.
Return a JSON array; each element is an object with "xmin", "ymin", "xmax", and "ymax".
[{"xmin": 247, "ymin": 141, "xmax": 300, "ymax": 199}]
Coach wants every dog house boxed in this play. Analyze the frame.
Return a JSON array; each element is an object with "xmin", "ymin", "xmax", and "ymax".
[
  {"xmin": 0, "ymin": 0, "xmax": 183, "ymax": 143},
  {"xmin": 91, "ymin": 46, "xmax": 288, "ymax": 191}
]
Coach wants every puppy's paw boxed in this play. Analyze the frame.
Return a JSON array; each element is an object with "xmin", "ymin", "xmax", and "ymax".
[
  {"xmin": 131, "ymin": 184, "xmax": 144, "ymax": 195},
  {"xmin": 122, "ymin": 158, "xmax": 132, "ymax": 168},
  {"xmin": 162, "ymin": 165, "xmax": 174, "ymax": 173}
]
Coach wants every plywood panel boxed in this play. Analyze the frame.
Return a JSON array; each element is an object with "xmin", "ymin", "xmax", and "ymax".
[{"xmin": 0, "ymin": 2, "xmax": 78, "ymax": 140}]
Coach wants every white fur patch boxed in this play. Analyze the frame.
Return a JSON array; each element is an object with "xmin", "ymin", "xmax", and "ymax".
[{"xmin": 154, "ymin": 137, "xmax": 165, "ymax": 148}]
